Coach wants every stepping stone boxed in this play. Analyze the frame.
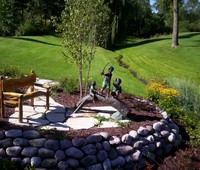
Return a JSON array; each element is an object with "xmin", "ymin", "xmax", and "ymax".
[
  {"xmin": 28, "ymin": 118, "xmax": 50, "ymax": 127},
  {"xmin": 46, "ymin": 113, "xmax": 66, "ymax": 123},
  {"xmin": 48, "ymin": 106, "xmax": 66, "ymax": 113},
  {"xmin": 70, "ymin": 113, "xmax": 97, "ymax": 118},
  {"xmin": 65, "ymin": 117, "xmax": 98, "ymax": 129},
  {"xmin": 84, "ymin": 106, "xmax": 117, "ymax": 112},
  {"xmin": 65, "ymin": 109, "xmax": 73, "ymax": 117},
  {"xmin": 34, "ymin": 106, "xmax": 47, "ymax": 113}
]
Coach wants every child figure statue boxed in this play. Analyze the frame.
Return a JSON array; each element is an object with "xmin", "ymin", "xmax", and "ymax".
[
  {"xmin": 100, "ymin": 66, "xmax": 114, "ymax": 97},
  {"xmin": 89, "ymin": 81, "xmax": 98, "ymax": 101},
  {"xmin": 111, "ymin": 78, "xmax": 122, "ymax": 98}
]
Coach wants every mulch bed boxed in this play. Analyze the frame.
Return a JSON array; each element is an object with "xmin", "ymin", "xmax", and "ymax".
[{"xmin": 1, "ymin": 91, "xmax": 200, "ymax": 170}]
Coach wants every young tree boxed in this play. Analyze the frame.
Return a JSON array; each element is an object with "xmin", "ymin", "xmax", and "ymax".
[{"xmin": 58, "ymin": 0, "xmax": 110, "ymax": 98}]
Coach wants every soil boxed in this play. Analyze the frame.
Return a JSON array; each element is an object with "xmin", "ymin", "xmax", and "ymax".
[{"xmin": 1, "ymin": 91, "xmax": 200, "ymax": 170}]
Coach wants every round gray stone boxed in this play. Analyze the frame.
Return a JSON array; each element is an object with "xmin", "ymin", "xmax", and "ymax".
[
  {"xmin": 129, "ymin": 130, "xmax": 138, "ymax": 139},
  {"xmin": 102, "ymin": 141, "xmax": 110, "ymax": 151},
  {"xmin": 29, "ymin": 138, "xmax": 46, "ymax": 147},
  {"xmin": 23, "ymin": 130, "xmax": 41, "ymax": 139},
  {"xmin": 54, "ymin": 150, "xmax": 66, "ymax": 161},
  {"xmin": 38, "ymin": 148, "xmax": 55, "ymax": 157},
  {"xmin": 65, "ymin": 147, "xmax": 84, "ymax": 159},
  {"xmin": 116, "ymin": 144, "xmax": 134, "ymax": 156},
  {"xmin": 67, "ymin": 158, "xmax": 79, "ymax": 168},
  {"xmin": 97, "ymin": 150, "xmax": 108, "ymax": 162},
  {"xmin": 58, "ymin": 161, "xmax": 68, "ymax": 170},
  {"xmin": 109, "ymin": 136, "xmax": 121, "ymax": 145},
  {"xmin": 0, "ymin": 138, "xmax": 12, "ymax": 148},
  {"xmin": 41, "ymin": 158, "xmax": 57, "ymax": 168},
  {"xmin": 72, "ymin": 137, "xmax": 87, "ymax": 147},
  {"xmin": 5, "ymin": 129, "xmax": 22, "ymax": 138},
  {"xmin": 6, "ymin": 146, "xmax": 22, "ymax": 157},
  {"xmin": 121, "ymin": 134, "xmax": 133, "ymax": 145},
  {"xmin": 81, "ymin": 144, "xmax": 97, "ymax": 155},
  {"xmin": 21, "ymin": 147, "xmax": 38, "ymax": 157},
  {"xmin": 86, "ymin": 133, "xmax": 103, "ymax": 143},
  {"xmin": 80, "ymin": 155, "xmax": 97, "ymax": 166},
  {"xmin": 60, "ymin": 139, "xmax": 72, "ymax": 150},
  {"xmin": 31, "ymin": 156, "xmax": 41, "ymax": 167},
  {"xmin": 13, "ymin": 138, "xmax": 29, "ymax": 146},
  {"xmin": 21, "ymin": 157, "xmax": 31, "ymax": 167},
  {"xmin": 44, "ymin": 139, "xmax": 59, "ymax": 150},
  {"xmin": 111, "ymin": 156, "xmax": 125, "ymax": 167},
  {"xmin": 103, "ymin": 158, "xmax": 112, "ymax": 170}
]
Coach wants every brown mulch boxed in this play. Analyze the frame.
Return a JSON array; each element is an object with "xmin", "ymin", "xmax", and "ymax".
[{"xmin": 1, "ymin": 91, "xmax": 200, "ymax": 170}]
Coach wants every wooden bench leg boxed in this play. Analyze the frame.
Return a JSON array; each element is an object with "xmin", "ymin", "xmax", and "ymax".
[
  {"xmin": 0, "ymin": 105, "xmax": 4, "ymax": 118},
  {"xmin": 18, "ymin": 97, "xmax": 23, "ymax": 123},
  {"xmin": 1, "ymin": 99, "xmax": 5, "ymax": 118},
  {"xmin": 30, "ymin": 98, "xmax": 34, "ymax": 106}
]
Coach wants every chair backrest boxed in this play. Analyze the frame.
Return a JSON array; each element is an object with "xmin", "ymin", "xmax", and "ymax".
[{"xmin": 0, "ymin": 71, "xmax": 36, "ymax": 92}]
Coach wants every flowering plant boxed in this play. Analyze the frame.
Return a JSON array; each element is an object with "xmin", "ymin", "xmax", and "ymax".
[{"xmin": 146, "ymin": 81, "xmax": 181, "ymax": 115}]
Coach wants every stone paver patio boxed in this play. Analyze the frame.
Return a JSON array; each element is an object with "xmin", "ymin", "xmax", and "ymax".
[{"xmin": 6, "ymin": 78, "xmax": 130, "ymax": 131}]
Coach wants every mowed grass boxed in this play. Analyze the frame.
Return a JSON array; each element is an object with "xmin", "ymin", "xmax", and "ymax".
[
  {"xmin": 0, "ymin": 35, "xmax": 145, "ymax": 96},
  {"xmin": 0, "ymin": 32, "xmax": 199, "ymax": 97},
  {"xmin": 115, "ymin": 32, "xmax": 200, "ymax": 85}
]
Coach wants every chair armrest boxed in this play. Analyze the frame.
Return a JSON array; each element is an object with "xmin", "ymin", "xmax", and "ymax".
[
  {"xmin": 34, "ymin": 83, "xmax": 50, "ymax": 89},
  {"xmin": 3, "ymin": 92, "xmax": 23, "ymax": 98}
]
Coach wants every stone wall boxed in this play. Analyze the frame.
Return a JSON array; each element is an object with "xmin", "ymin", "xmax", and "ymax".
[{"xmin": 0, "ymin": 111, "xmax": 182, "ymax": 170}]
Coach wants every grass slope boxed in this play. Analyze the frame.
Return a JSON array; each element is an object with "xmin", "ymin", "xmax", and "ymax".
[
  {"xmin": 115, "ymin": 32, "xmax": 200, "ymax": 86},
  {"xmin": 0, "ymin": 32, "xmax": 199, "ymax": 97}
]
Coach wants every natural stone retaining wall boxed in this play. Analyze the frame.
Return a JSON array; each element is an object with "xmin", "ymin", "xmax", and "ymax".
[{"xmin": 0, "ymin": 111, "xmax": 182, "ymax": 170}]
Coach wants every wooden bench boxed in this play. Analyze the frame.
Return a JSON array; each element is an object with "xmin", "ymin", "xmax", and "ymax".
[{"xmin": 0, "ymin": 70, "xmax": 50, "ymax": 123}]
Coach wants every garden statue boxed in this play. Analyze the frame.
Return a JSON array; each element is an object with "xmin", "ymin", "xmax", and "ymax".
[
  {"xmin": 100, "ymin": 65, "xmax": 114, "ymax": 97},
  {"xmin": 89, "ymin": 81, "xmax": 98, "ymax": 102},
  {"xmin": 74, "ymin": 67, "xmax": 130, "ymax": 117},
  {"xmin": 111, "ymin": 78, "xmax": 122, "ymax": 98}
]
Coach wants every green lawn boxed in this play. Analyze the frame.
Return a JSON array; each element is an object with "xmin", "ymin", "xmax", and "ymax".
[
  {"xmin": 0, "ymin": 32, "xmax": 199, "ymax": 97},
  {"xmin": 115, "ymin": 32, "xmax": 200, "ymax": 85}
]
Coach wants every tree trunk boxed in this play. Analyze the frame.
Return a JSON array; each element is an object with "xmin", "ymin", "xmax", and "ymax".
[
  {"xmin": 171, "ymin": 0, "xmax": 179, "ymax": 47},
  {"xmin": 79, "ymin": 69, "xmax": 83, "ymax": 99}
]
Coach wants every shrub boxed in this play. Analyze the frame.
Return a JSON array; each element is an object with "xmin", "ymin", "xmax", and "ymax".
[
  {"xmin": 15, "ymin": 20, "xmax": 50, "ymax": 36},
  {"xmin": 169, "ymin": 78, "xmax": 200, "ymax": 141},
  {"xmin": 169, "ymin": 78, "xmax": 200, "ymax": 116},
  {"xmin": 0, "ymin": 64, "xmax": 24, "ymax": 78},
  {"xmin": 58, "ymin": 77, "xmax": 79, "ymax": 94}
]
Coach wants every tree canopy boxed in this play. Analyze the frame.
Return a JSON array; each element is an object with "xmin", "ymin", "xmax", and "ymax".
[{"xmin": 0, "ymin": 0, "xmax": 199, "ymax": 46}]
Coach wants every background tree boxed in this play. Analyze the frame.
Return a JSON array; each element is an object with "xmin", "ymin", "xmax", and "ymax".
[
  {"xmin": 172, "ymin": 0, "xmax": 179, "ymax": 47},
  {"xmin": 154, "ymin": 0, "xmax": 183, "ymax": 47},
  {"xmin": 0, "ymin": 0, "xmax": 17, "ymax": 36},
  {"xmin": 58, "ymin": 0, "xmax": 110, "ymax": 98},
  {"xmin": 180, "ymin": 0, "xmax": 200, "ymax": 32},
  {"xmin": 0, "ymin": 0, "xmax": 199, "ymax": 47}
]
